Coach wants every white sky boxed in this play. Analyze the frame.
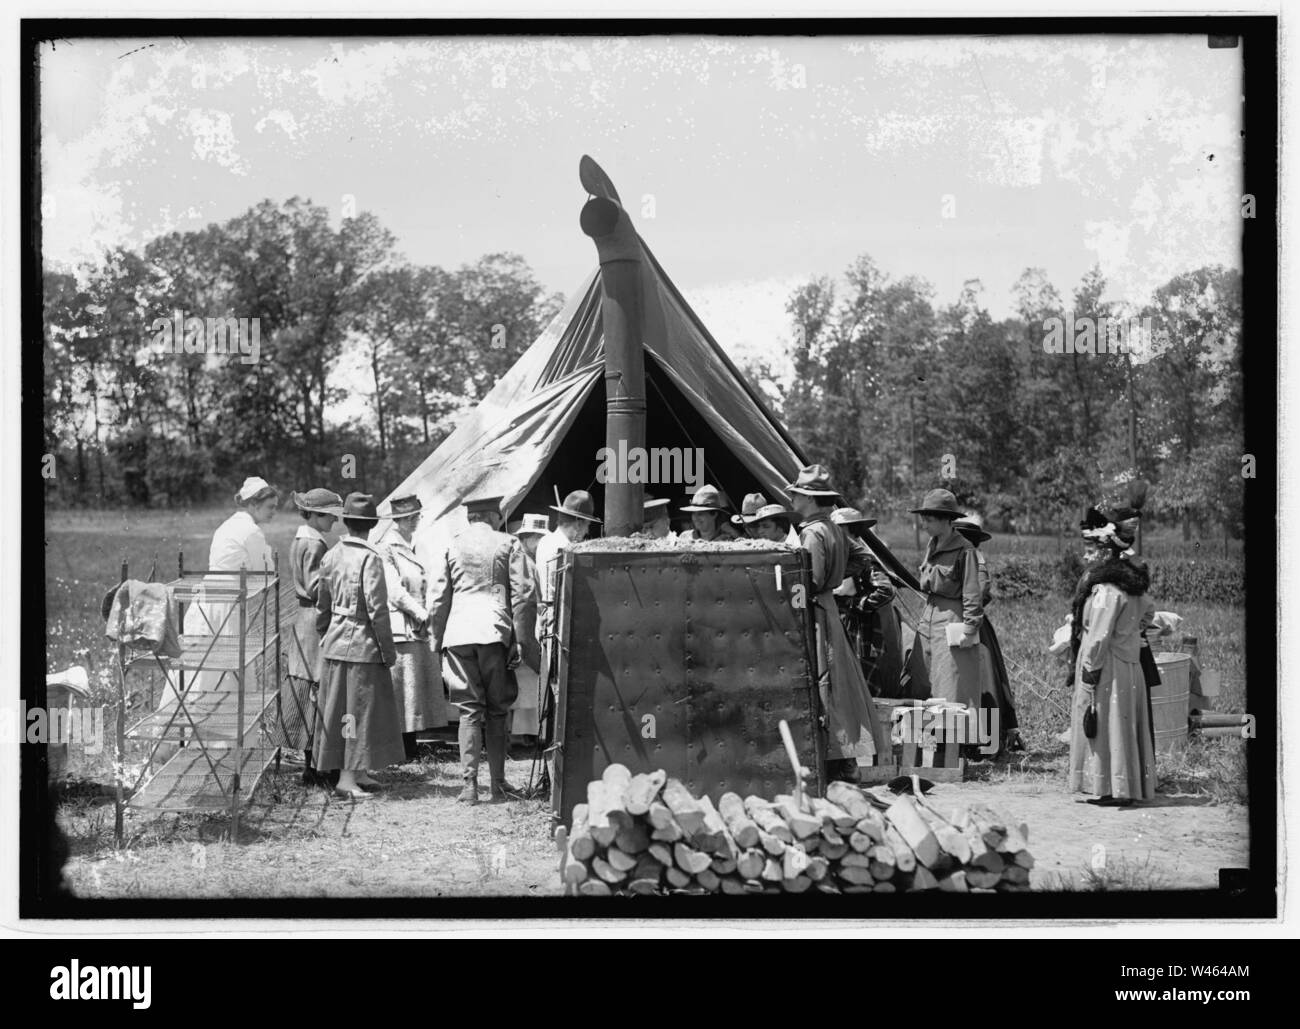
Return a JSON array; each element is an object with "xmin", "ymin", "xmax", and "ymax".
[{"xmin": 40, "ymin": 33, "xmax": 1244, "ymax": 380}]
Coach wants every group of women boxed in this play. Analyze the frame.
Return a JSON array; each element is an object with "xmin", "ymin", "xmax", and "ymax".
[{"xmin": 190, "ymin": 473, "xmax": 1159, "ymax": 807}]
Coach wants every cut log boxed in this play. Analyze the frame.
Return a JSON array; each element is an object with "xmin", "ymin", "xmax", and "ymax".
[
  {"xmin": 782, "ymin": 845, "xmax": 809, "ymax": 880},
  {"xmin": 591, "ymin": 856, "xmax": 626, "ymax": 884},
  {"xmin": 647, "ymin": 800, "xmax": 676, "ymax": 831},
  {"xmin": 648, "ymin": 842, "xmax": 674, "ymax": 868},
  {"xmin": 561, "ymin": 855, "xmax": 589, "ymax": 886},
  {"xmin": 695, "ymin": 868, "xmax": 721, "ymax": 892},
  {"xmin": 761, "ymin": 858, "xmax": 784, "ymax": 883},
  {"xmin": 806, "ymin": 855, "xmax": 830, "ymax": 882},
  {"xmin": 820, "ymin": 840, "xmax": 849, "ymax": 862},
  {"xmin": 719, "ymin": 792, "xmax": 761, "ymax": 848},
  {"xmin": 966, "ymin": 869, "xmax": 1001, "ymax": 890},
  {"xmin": 962, "ymin": 825, "xmax": 989, "ymax": 861},
  {"xmin": 826, "ymin": 781, "xmax": 874, "ymax": 821},
  {"xmin": 885, "ymin": 796, "xmax": 941, "ymax": 868},
  {"xmin": 1001, "ymin": 865, "xmax": 1030, "ymax": 886},
  {"xmin": 673, "ymin": 842, "xmax": 713, "ymax": 875},
  {"xmin": 602, "ymin": 763, "xmax": 632, "ymax": 789},
  {"xmin": 746, "ymin": 799, "xmax": 794, "ymax": 844},
  {"xmin": 873, "ymin": 881, "xmax": 897, "ymax": 894},
  {"xmin": 757, "ymin": 829, "xmax": 787, "ymax": 857},
  {"xmin": 908, "ymin": 866, "xmax": 939, "ymax": 891},
  {"xmin": 633, "ymin": 855, "xmax": 662, "ymax": 882},
  {"xmin": 650, "ymin": 820, "xmax": 684, "ymax": 843},
  {"xmin": 720, "ymin": 876, "xmax": 747, "ymax": 895},
  {"xmin": 814, "ymin": 880, "xmax": 842, "ymax": 895},
  {"xmin": 627, "ymin": 879, "xmax": 659, "ymax": 895},
  {"xmin": 665, "ymin": 866, "xmax": 691, "ymax": 888},
  {"xmin": 938, "ymin": 870, "xmax": 969, "ymax": 893},
  {"xmin": 775, "ymin": 794, "xmax": 822, "ymax": 839},
  {"xmin": 854, "ymin": 809, "xmax": 887, "ymax": 845},
  {"xmin": 839, "ymin": 852, "xmax": 872, "ymax": 870},
  {"xmin": 843, "ymin": 885, "xmax": 874, "ymax": 894},
  {"xmin": 606, "ymin": 846, "xmax": 638, "ymax": 873},
  {"xmin": 867, "ymin": 845, "xmax": 897, "ymax": 882},
  {"xmin": 849, "ymin": 831, "xmax": 874, "ymax": 854},
  {"xmin": 586, "ymin": 782, "xmax": 618, "ymax": 846},
  {"xmin": 711, "ymin": 855, "xmax": 737, "ymax": 876},
  {"xmin": 811, "ymin": 796, "xmax": 857, "ymax": 832},
  {"xmin": 569, "ymin": 804, "xmax": 597, "ymax": 862},
  {"xmin": 933, "ymin": 824, "xmax": 972, "ymax": 865},
  {"xmin": 884, "ymin": 826, "xmax": 916, "ymax": 873},
  {"xmin": 999, "ymin": 824, "xmax": 1029, "ymax": 855},
  {"xmin": 662, "ymin": 779, "xmax": 707, "ymax": 835},
  {"xmin": 624, "ymin": 769, "xmax": 667, "ymax": 816},
  {"xmin": 838, "ymin": 865, "xmax": 875, "ymax": 886},
  {"xmin": 971, "ymin": 850, "xmax": 1005, "ymax": 875},
  {"xmin": 802, "ymin": 835, "xmax": 820, "ymax": 855},
  {"xmin": 615, "ymin": 822, "xmax": 650, "ymax": 855},
  {"xmin": 821, "ymin": 826, "xmax": 844, "ymax": 847},
  {"xmin": 579, "ymin": 880, "xmax": 612, "ymax": 897},
  {"xmin": 737, "ymin": 848, "xmax": 766, "ymax": 880},
  {"xmin": 692, "ymin": 794, "xmax": 729, "ymax": 853},
  {"xmin": 783, "ymin": 875, "xmax": 811, "ymax": 893},
  {"xmin": 1013, "ymin": 850, "xmax": 1035, "ymax": 870},
  {"xmin": 601, "ymin": 764, "xmax": 634, "ymax": 830},
  {"xmin": 970, "ymin": 806, "xmax": 1007, "ymax": 850}
]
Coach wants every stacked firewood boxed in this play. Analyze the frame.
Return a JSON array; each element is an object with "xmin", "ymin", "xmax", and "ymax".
[{"xmin": 556, "ymin": 765, "xmax": 1034, "ymax": 896}]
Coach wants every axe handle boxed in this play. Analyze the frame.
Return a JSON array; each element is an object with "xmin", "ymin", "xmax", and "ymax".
[{"xmin": 778, "ymin": 719, "xmax": 807, "ymax": 808}]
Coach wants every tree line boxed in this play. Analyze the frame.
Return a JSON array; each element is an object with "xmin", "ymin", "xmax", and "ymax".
[
  {"xmin": 745, "ymin": 258, "xmax": 1243, "ymax": 541},
  {"xmin": 43, "ymin": 196, "xmax": 1244, "ymax": 542},
  {"xmin": 42, "ymin": 197, "xmax": 562, "ymax": 507}
]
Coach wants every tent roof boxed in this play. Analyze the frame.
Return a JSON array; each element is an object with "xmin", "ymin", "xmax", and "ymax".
[{"xmin": 387, "ymin": 233, "xmax": 918, "ymax": 589}]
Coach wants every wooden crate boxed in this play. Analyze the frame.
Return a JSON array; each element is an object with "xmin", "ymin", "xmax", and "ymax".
[
  {"xmin": 856, "ymin": 699, "xmax": 905, "ymax": 782},
  {"xmin": 892, "ymin": 704, "xmax": 966, "ymax": 784}
]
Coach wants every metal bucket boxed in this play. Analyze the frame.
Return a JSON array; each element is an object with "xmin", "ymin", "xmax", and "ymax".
[{"xmin": 1152, "ymin": 652, "xmax": 1191, "ymax": 754}]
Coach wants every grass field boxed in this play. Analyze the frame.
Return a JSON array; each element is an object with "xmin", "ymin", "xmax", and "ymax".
[{"xmin": 41, "ymin": 505, "xmax": 1252, "ymax": 897}]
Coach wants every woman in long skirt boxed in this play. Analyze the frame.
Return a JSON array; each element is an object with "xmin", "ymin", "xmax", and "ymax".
[
  {"xmin": 270, "ymin": 488, "xmax": 342, "ymax": 785},
  {"xmin": 313, "ymin": 493, "xmax": 405, "ymax": 799},
  {"xmin": 910, "ymin": 489, "xmax": 984, "ymax": 708},
  {"xmin": 374, "ymin": 495, "xmax": 447, "ymax": 760},
  {"xmin": 1068, "ymin": 515, "xmax": 1157, "ymax": 806}
]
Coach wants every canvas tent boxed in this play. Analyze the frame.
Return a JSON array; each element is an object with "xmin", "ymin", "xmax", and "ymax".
[{"xmin": 386, "ymin": 235, "xmax": 918, "ymax": 590}]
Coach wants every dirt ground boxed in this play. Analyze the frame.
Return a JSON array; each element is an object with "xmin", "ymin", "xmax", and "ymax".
[{"xmin": 57, "ymin": 745, "xmax": 1248, "ymax": 900}]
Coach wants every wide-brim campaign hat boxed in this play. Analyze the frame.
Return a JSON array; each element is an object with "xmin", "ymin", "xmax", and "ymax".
[
  {"xmin": 292, "ymin": 488, "xmax": 344, "ymax": 516},
  {"xmin": 517, "ymin": 512, "xmax": 550, "ymax": 536},
  {"xmin": 785, "ymin": 464, "xmax": 841, "ymax": 498},
  {"xmin": 233, "ymin": 476, "xmax": 278, "ymax": 506},
  {"xmin": 379, "ymin": 494, "xmax": 423, "ymax": 520},
  {"xmin": 644, "ymin": 496, "xmax": 672, "ymax": 513},
  {"xmin": 731, "ymin": 492, "xmax": 768, "ymax": 525},
  {"xmin": 953, "ymin": 516, "xmax": 991, "ymax": 544},
  {"xmin": 831, "ymin": 507, "xmax": 878, "ymax": 530},
  {"xmin": 681, "ymin": 485, "xmax": 731, "ymax": 513},
  {"xmin": 550, "ymin": 489, "xmax": 602, "ymax": 523},
  {"xmin": 909, "ymin": 488, "xmax": 963, "ymax": 518},
  {"xmin": 341, "ymin": 492, "xmax": 380, "ymax": 523},
  {"xmin": 749, "ymin": 503, "xmax": 794, "ymax": 526}
]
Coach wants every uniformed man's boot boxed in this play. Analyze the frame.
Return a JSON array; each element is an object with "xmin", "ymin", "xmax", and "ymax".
[
  {"xmin": 486, "ymin": 722, "xmax": 515, "ymax": 801},
  {"xmin": 827, "ymin": 758, "xmax": 861, "ymax": 785},
  {"xmin": 457, "ymin": 719, "xmax": 481, "ymax": 805}
]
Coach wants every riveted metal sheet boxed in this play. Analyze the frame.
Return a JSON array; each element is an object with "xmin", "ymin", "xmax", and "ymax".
[{"xmin": 555, "ymin": 547, "xmax": 821, "ymax": 824}]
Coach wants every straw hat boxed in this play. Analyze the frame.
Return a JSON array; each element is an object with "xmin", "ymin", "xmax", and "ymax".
[
  {"xmin": 291, "ymin": 488, "xmax": 343, "ymax": 516},
  {"xmin": 831, "ymin": 507, "xmax": 878, "ymax": 530}
]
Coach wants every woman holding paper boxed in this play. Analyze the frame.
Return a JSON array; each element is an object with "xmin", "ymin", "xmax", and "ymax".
[{"xmin": 910, "ymin": 489, "xmax": 984, "ymax": 708}]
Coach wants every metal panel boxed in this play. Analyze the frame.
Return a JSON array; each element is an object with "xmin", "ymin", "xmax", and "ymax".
[{"xmin": 556, "ymin": 547, "xmax": 821, "ymax": 823}]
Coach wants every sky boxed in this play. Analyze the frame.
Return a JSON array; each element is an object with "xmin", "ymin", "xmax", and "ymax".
[{"xmin": 40, "ymin": 32, "xmax": 1245, "ymax": 382}]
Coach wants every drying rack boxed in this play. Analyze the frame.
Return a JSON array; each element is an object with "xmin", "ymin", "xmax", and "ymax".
[{"xmin": 112, "ymin": 551, "xmax": 281, "ymax": 842}]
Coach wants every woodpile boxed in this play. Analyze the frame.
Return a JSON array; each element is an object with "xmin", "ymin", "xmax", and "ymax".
[{"xmin": 556, "ymin": 766, "xmax": 1035, "ymax": 896}]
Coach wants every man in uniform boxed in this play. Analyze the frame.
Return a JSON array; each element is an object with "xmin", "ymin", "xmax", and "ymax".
[
  {"xmin": 428, "ymin": 495, "xmax": 535, "ymax": 804},
  {"xmin": 786, "ymin": 465, "xmax": 882, "ymax": 783}
]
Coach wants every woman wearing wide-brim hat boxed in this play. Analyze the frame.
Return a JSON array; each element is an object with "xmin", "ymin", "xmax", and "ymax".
[
  {"xmin": 313, "ymin": 492, "xmax": 406, "ymax": 800},
  {"xmin": 373, "ymin": 494, "xmax": 448, "ymax": 762},
  {"xmin": 679, "ymin": 484, "xmax": 740, "ymax": 541},
  {"xmin": 952, "ymin": 514, "xmax": 1021, "ymax": 754},
  {"xmin": 831, "ymin": 507, "xmax": 904, "ymax": 701},
  {"xmin": 910, "ymin": 488, "xmax": 984, "ymax": 708},
  {"xmin": 1067, "ymin": 509, "xmax": 1156, "ymax": 806},
  {"xmin": 268, "ymin": 487, "xmax": 343, "ymax": 785}
]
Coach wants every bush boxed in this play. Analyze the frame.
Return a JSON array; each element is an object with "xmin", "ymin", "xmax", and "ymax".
[{"xmin": 987, "ymin": 552, "xmax": 1242, "ymax": 605}]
